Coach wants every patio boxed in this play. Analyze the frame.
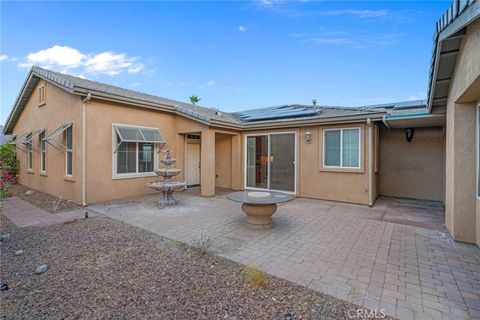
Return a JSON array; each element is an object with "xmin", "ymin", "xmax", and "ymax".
[{"xmin": 88, "ymin": 189, "xmax": 480, "ymax": 319}]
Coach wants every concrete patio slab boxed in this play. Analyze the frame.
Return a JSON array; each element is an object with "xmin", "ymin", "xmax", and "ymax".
[{"xmin": 87, "ymin": 190, "xmax": 480, "ymax": 319}]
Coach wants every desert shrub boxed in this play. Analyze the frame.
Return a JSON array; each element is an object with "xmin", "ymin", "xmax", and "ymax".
[
  {"xmin": 245, "ymin": 267, "xmax": 268, "ymax": 289},
  {"xmin": 190, "ymin": 233, "xmax": 215, "ymax": 255}
]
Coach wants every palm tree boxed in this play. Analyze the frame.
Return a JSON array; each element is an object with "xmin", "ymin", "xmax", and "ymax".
[{"xmin": 189, "ymin": 95, "xmax": 201, "ymax": 109}]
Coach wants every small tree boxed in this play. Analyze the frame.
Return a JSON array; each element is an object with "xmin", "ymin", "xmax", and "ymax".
[{"xmin": 189, "ymin": 95, "xmax": 201, "ymax": 109}]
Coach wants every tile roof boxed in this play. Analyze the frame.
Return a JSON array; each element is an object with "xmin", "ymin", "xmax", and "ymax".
[
  {"xmin": 31, "ymin": 67, "xmax": 241, "ymax": 125},
  {"xmin": 5, "ymin": 67, "xmax": 432, "ymax": 133}
]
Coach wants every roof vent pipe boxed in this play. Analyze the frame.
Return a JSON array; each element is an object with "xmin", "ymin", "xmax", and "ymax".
[{"xmin": 312, "ymin": 98, "xmax": 317, "ymax": 112}]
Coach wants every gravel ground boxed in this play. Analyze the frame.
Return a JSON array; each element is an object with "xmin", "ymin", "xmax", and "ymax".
[
  {"xmin": 8, "ymin": 184, "xmax": 79, "ymax": 213},
  {"xmin": 0, "ymin": 212, "xmax": 391, "ymax": 320}
]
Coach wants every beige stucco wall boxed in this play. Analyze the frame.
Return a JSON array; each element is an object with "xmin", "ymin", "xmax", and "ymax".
[
  {"xmin": 378, "ymin": 126, "xmax": 445, "ymax": 201},
  {"xmin": 215, "ymin": 133, "xmax": 233, "ymax": 189},
  {"xmin": 85, "ymin": 100, "xmax": 211, "ymax": 203},
  {"xmin": 243, "ymin": 123, "xmax": 372, "ymax": 205},
  {"xmin": 12, "ymin": 80, "xmax": 83, "ymax": 203},
  {"xmin": 444, "ymin": 19, "xmax": 480, "ymax": 244},
  {"xmin": 300, "ymin": 123, "xmax": 371, "ymax": 204}
]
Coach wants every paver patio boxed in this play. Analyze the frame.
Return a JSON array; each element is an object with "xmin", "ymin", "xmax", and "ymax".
[{"xmin": 86, "ymin": 190, "xmax": 478, "ymax": 319}]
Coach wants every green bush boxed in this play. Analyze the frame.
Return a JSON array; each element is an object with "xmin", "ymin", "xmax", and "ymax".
[{"xmin": 0, "ymin": 142, "xmax": 18, "ymax": 200}]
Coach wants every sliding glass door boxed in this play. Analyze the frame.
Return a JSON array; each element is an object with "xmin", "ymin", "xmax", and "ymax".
[
  {"xmin": 246, "ymin": 133, "xmax": 295, "ymax": 192},
  {"xmin": 246, "ymin": 135, "xmax": 268, "ymax": 189}
]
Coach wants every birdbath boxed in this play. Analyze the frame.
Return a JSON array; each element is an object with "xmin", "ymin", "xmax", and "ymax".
[
  {"xmin": 147, "ymin": 150, "xmax": 186, "ymax": 207},
  {"xmin": 227, "ymin": 191, "xmax": 292, "ymax": 229}
]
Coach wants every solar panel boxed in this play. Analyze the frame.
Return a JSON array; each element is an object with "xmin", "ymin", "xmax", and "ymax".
[{"xmin": 233, "ymin": 105, "xmax": 319, "ymax": 122}]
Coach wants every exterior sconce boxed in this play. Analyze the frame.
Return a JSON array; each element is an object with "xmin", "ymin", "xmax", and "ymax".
[
  {"xmin": 305, "ymin": 131, "xmax": 312, "ymax": 144},
  {"xmin": 405, "ymin": 128, "xmax": 414, "ymax": 142}
]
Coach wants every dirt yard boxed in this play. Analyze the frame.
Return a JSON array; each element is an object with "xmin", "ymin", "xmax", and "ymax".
[{"xmin": 7, "ymin": 184, "xmax": 79, "ymax": 213}]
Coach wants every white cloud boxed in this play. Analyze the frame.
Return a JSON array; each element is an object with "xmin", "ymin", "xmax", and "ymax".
[
  {"xmin": 0, "ymin": 54, "xmax": 9, "ymax": 62},
  {"xmin": 19, "ymin": 45, "xmax": 85, "ymax": 69},
  {"xmin": 308, "ymin": 37, "xmax": 353, "ymax": 45},
  {"xmin": 321, "ymin": 9, "xmax": 390, "ymax": 19},
  {"xmin": 293, "ymin": 30, "xmax": 402, "ymax": 47},
  {"xmin": 18, "ymin": 45, "xmax": 145, "ymax": 76},
  {"xmin": 85, "ymin": 52, "xmax": 143, "ymax": 76},
  {"xmin": 198, "ymin": 80, "xmax": 216, "ymax": 89},
  {"xmin": 238, "ymin": 25, "xmax": 248, "ymax": 32},
  {"xmin": 407, "ymin": 91, "xmax": 427, "ymax": 100},
  {"xmin": 257, "ymin": 0, "xmax": 285, "ymax": 5}
]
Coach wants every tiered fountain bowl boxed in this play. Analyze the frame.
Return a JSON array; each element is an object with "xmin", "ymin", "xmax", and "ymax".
[{"xmin": 148, "ymin": 150, "xmax": 186, "ymax": 207}]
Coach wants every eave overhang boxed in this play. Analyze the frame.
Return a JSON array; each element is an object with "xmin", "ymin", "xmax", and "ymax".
[
  {"xmin": 428, "ymin": 0, "xmax": 480, "ymax": 112},
  {"xmin": 384, "ymin": 112, "xmax": 446, "ymax": 129}
]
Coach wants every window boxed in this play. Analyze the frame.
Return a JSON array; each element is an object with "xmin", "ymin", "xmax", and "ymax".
[
  {"xmin": 39, "ymin": 85, "xmax": 46, "ymax": 105},
  {"xmin": 113, "ymin": 124, "xmax": 165, "ymax": 176},
  {"xmin": 323, "ymin": 128, "xmax": 361, "ymax": 168},
  {"xmin": 39, "ymin": 131, "xmax": 46, "ymax": 173},
  {"xmin": 26, "ymin": 133, "xmax": 33, "ymax": 170},
  {"xmin": 65, "ymin": 126, "xmax": 73, "ymax": 176}
]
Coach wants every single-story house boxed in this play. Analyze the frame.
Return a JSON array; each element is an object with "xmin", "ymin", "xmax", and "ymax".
[{"xmin": 3, "ymin": 1, "xmax": 479, "ymax": 245}]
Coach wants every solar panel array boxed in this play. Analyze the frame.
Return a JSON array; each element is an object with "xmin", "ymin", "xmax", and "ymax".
[{"xmin": 233, "ymin": 104, "xmax": 320, "ymax": 122}]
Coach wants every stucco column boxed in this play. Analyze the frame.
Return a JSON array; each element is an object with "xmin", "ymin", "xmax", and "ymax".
[
  {"xmin": 231, "ymin": 134, "xmax": 243, "ymax": 190},
  {"xmin": 445, "ymin": 102, "xmax": 476, "ymax": 243},
  {"xmin": 200, "ymin": 129, "xmax": 216, "ymax": 196}
]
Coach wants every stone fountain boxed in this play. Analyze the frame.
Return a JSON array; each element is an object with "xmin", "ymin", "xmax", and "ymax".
[{"xmin": 148, "ymin": 149, "xmax": 186, "ymax": 207}]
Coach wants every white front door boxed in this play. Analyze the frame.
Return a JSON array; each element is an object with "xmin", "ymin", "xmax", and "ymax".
[{"xmin": 186, "ymin": 143, "xmax": 201, "ymax": 186}]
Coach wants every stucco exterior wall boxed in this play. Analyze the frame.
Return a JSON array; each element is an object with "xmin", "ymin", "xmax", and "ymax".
[
  {"xmin": 300, "ymin": 123, "xmax": 370, "ymax": 204},
  {"xmin": 215, "ymin": 133, "xmax": 233, "ymax": 189},
  {"xmin": 444, "ymin": 19, "xmax": 480, "ymax": 244},
  {"xmin": 378, "ymin": 126, "xmax": 445, "ymax": 201},
  {"xmin": 12, "ymin": 80, "xmax": 83, "ymax": 203},
  {"xmin": 84, "ymin": 100, "xmax": 210, "ymax": 203},
  {"xmin": 239, "ymin": 123, "xmax": 370, "ymax": 204}
]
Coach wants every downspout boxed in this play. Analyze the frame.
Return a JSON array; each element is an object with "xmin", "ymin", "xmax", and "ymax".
[
  {"xmin": 382, "ymin": 115, "xmax": 391, "ymax": 129},
  {"xmin": 367, "ymin": 118, "xmax": 373, "ymax": 207},
  {"xmin": 81, "ymin": 93, "xmax": 91, "ymax": 206}
]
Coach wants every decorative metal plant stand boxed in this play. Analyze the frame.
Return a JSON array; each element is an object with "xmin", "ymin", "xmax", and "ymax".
[{"xmin": 148, "ymin": 150, "xmax": 186, "ymax": 207}]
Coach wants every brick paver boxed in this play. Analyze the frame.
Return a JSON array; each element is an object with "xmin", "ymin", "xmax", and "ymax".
[{"xmin": 89, "ymin": 192, "xmax": 480, "ymax": 319}]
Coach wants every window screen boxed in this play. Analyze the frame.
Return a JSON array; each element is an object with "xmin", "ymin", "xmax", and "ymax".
[
  {"xmin": 342, "ymin": 128, "xmax": 360, "ymax": 168},
  {"xmin": 324, "ymin": 130, "xmax": 341, "ymax": 166},
  {"xmin": 324, "ymin": 128, "xmax": 360, "ymax": 168}
]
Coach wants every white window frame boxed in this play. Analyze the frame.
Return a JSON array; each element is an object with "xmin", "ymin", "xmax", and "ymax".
[
  {"xmin": 65, "ymin": 125, "xmax": 73, "ymax": 177},
  {"xmin": 243, "ymin": 131, "xmax": 297, "ymax": 194},
  {"xmin": 27, "ymin": 133, "xmax": 33, "ymax": 171},
  {"xmin": 39, "ymin": 130, "xmax": 46, "ymax": 173},
  {"xmin": 112, "ymin": 123, "xmax": 159, "ymax": 179},
  {"xmin": 323, "ymin": 127, "xmax": 361, "ymax": 169}
]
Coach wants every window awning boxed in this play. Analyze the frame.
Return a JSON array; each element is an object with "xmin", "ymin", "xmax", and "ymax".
[
  {"xmin": 24, "ymin": 128, "xmax": 45, "ymax": 149},
  {"xmin": 43, "ymin": 122, "xmax": 72, "ymax": 150},
  {"xmin": 11, "ymin": 131, "xmax": 31, "ymax": 145},
  {"xmin": 114, "ymin": 125, "xmax": 166, "ymax": 152},
  {"xmin": 11, "ymin": 131, "xmax": 31, "ymax": 152}
]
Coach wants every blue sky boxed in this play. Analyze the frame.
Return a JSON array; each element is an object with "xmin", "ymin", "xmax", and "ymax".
[{"xmin": 1, "ymin": 1, "xmax": 450, "ymax": 124}]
